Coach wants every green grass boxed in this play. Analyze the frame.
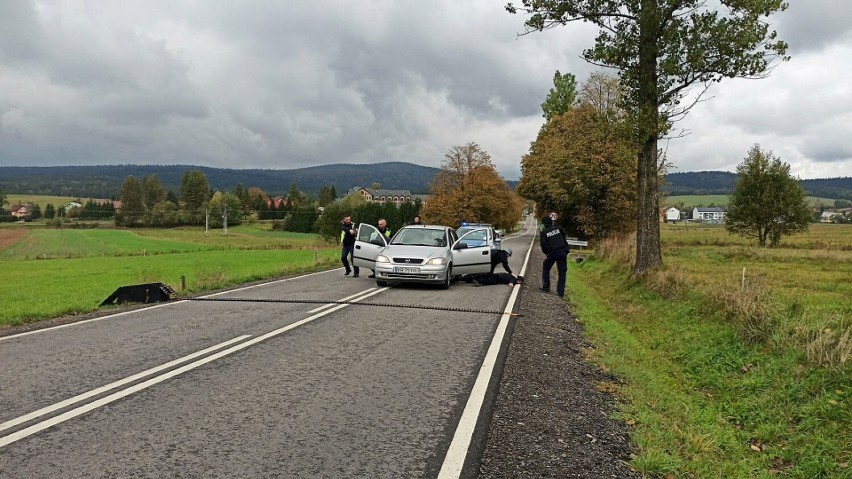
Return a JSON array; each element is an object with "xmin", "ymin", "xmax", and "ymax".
[
  {"xmin": 665, "ymin": 194, "xmax": 732, "ymax": 208},
  {"xmin": 0, "ymin": 224, "xmax": 339, "ymax": 326},
  {"xmin": 569, "ymin": 224, "xmax": 852, "ymax": 477},
  {"xmin": 0, "ymin": 224, "xmax": 330, "ymax": 260},
  {"xmin": 659, "ymin": 223, "xmax": 852, "ymax": 335},
  {"xmin": 0, "ymin": 249, "xmax": 339, "ymax": 325},
  {"xmin": 0, "ymin": 229, "xmax": 215, "ymax": 259}
]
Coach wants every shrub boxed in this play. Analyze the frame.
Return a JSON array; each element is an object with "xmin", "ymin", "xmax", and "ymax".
[
  {"xmin": 597, "ymin": 233, "xmax": 635, "ymax": 268},
  {"xmin": 647, "ymin": 265, "xmax": 690, "ymax": 299},
  {"xmin": 709, "ymin": 276, "xmax": 778, "ymax": 344},
  {"xmin": 798, "ymin": 313, "xmax": 852, "ymax": 369}
]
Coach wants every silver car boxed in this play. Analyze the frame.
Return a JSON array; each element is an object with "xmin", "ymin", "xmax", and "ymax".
[
  {"xmin": 353, "ymin": 224, "xmax": 494, "ymax": 288},
  {"xmin": 456, "ymin": 224, "xmax": 502, "ymax": 250}
]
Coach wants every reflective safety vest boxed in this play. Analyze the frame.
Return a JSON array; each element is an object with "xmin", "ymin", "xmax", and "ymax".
[{"xmin": 340, "ymin": 223, "xmax": 356, "ymax": 245}]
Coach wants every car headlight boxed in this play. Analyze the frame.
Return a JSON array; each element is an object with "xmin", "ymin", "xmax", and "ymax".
[
  {"xmin": 376, "ymin": 255, "xmax": 390, "ymax": 263},
  {"xmin": 426, "ymin": 257, "xmax": 446, "ymax": 265}
]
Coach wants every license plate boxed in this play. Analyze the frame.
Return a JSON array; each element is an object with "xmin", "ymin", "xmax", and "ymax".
[{"xmin": 393, "ymin": 266, "xmax": 420, "ymax": 274}]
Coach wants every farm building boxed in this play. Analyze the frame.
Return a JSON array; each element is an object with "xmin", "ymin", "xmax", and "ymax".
[{"xmin": 692, "ymin": 206, "xmax": 726, "ymax": 223}]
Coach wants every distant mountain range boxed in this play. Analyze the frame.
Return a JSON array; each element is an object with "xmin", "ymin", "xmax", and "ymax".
[
  {"xmin": 1, "ymin": 164, "xmax": 850, "ymax": 200},
  {"xmin": 663, "ymin": 171, "xmax": 852, "ymax": 200},
  {"xmin": 0, "ymin": 163, "xmax": 442, "ymax": 198}
]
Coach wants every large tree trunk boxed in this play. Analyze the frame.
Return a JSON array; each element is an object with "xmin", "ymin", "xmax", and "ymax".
[
  {"xmin": 633, "ymin": 0, "xmax": 663, "ymax": 276},
  {"xmin": 634, "ymin": 136, "xmax": 662, "ymax": 275}
]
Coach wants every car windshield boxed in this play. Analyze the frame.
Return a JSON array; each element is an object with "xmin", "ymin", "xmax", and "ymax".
[
  {"xmin": 390, "ymin": 228, "xmax": 447, "ymax": 247},
  {"xmin": 457, "ymin": 228, "xmax": 488, "ymax": 247}
]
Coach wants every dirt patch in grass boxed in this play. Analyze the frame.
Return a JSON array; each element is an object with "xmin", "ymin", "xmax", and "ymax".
[{"xmin": 0, "ymin": 229, "xmax": 28, "ymax": 251}]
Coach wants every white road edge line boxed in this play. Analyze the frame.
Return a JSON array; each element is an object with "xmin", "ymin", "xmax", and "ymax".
[
  {"xmin": 0, "ymin": 287, "xmax": 388, "ymax": 449},
  {"xmin": 437, "ymin": 221, "xmax": 536, "ymax": 478},
  {"xmin": 0, "ymin": 268, "xmax": 344, "ymax": 342},
  {"xmin": 0, "ymin": 335, "xmax": 252, "ymax": 434}
]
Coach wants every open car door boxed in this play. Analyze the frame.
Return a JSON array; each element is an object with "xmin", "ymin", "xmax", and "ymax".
[
  {"xmin": 353, "ymin": 223, "xmax": 387, "ymax": 271},
  {"xmin": 451, "ymin": 228, "xmax": 493, "ymax": 276}
]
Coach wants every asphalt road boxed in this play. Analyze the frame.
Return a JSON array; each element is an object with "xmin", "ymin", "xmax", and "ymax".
[{"xmin": 0, "ymin": 222, "xmax": 537, "ymax": 478}]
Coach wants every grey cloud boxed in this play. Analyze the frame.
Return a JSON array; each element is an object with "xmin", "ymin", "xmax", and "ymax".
[
  {"xmin": 0, "ymin": 0, "xmax": 45, "ymax": 63},
  {"xmin": 800, "ymin": 132, "xmax": 852, "ymax": 163},
  {"xmin": 1, "ymin": 0, "xmax": 846, "ymax": 181},
  {"xmin": 775, "ymin": 0, "xmax": 852, "ymax": 53}
]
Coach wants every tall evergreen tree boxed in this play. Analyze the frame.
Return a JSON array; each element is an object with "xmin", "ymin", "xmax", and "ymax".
[
  {"xmin": 318, "ymin": 186, "xmax": 337, "ymax": 207},
  {"xmin": 141, "ymin": 174, "xmax": 166, "ymax": 210},
  {"xmin": 179, "ymin": 170, "xmax": 211, "ymax": 224},
  {"xmin": 117, "ymin": 176, "xmax": 144, "ymax": 226}
]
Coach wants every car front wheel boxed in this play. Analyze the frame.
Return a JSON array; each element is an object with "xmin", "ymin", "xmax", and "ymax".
[{"xmin": 441, "ymin": 265, "xmax": 452, "ymax": 289}]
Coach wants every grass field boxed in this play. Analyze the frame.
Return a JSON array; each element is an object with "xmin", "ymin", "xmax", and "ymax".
[
  {"xmin": 571, "ymin": 223, "xmax": 851, "ymax": 477},
  {"xmin": 3, "ymin": 194, "xmax": 107, "ymax": 210},
  {"xmin": 0, "ymin": 224, "xmax": 338, "ymax": 325}
]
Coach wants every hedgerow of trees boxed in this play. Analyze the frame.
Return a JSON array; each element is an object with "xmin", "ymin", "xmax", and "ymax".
[
  {"xmin": 316, "ymin": 193, "xmax": 422, "ymax": 242},
  {"xmin": 106, "ymin": 168, "xmax": 424, "ymax": 236}
]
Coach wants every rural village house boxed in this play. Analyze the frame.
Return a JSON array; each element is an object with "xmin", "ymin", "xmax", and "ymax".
[
  {"xmin": 63, "ymin": 202, "xmax": 83, "ymax": 212},
  {"xmin": 267, "ymin": 197, "xmax": 288, "ymax": 209},
  {"xmin": 347, "ymin": 187, "xmax": 428, "ymax": 205},
  {"xmin": 820, "ymin": 208, "xmax": 852, "ymax": 223},
  {"xmin": 692, "ymin": 206, "xmax": 726, "ymax": 223},
  {"xmin": 9, "ymin": 204, "xmax": 33, "ymax": 219},
  {"xmin": 664, "ymin": 207, "xmax": 682, "ymax": 222}
]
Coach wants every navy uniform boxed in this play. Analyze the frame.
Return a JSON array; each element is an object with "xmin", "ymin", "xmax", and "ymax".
[
  {"xmin": 539, "ymin": 216, "xmax": 569, "ymax": 297},
  {"xmin": 489, "ymin": 248, "xmax": 513, "ymax": 275},
  {"xmin": 340, "ymin": 218, "xmax": 359, "ymax": 277}
]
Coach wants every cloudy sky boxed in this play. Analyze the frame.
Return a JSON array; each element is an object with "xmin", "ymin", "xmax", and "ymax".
[{"xmin": 1, "ymin": 0, "xmax": 850, "ymax": 180}]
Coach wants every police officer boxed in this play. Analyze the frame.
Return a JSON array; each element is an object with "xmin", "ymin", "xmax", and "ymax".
[
  {"xmin": 539, "ymin": 212, "xmax": 570, "ymax": 297},
  {"xmin": 489, "ymin": 248, "xmax": 513, "ymax": 275},
  {"xmin": 377, "ymin": 218, "xmax": 392, "ymax": 240},
  {"xmin": 340, "ymin": 215, "xmax": 359, "ymax": 277},
  {"xmin": 368, "ymin": 218, "xmax": 393, "ymax": 278}
]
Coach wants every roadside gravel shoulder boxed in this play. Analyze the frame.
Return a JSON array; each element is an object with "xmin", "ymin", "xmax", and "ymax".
[{"xmin": 477, "ymin": 247, "xmax": 639, "ymax": 478}]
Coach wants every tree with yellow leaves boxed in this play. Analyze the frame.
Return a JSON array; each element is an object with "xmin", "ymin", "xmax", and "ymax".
[{"xmin": 423, "ymin": 143, "xmax": 523, "ymax": 232}]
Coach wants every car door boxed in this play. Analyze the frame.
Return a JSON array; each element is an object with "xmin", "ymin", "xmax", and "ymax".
[
  {"xmin": 451, "ymin": 228, "xmax": 492, "ymax": 275},
  {"xmin": 353, "ymin": 223, "xmax": 387, "ymax": 270}
]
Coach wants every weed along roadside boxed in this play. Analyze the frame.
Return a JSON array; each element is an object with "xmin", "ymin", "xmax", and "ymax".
[
  {"xmin": 567, "ymin": 224, "xmax": 851, "ymax": 477},
  {"xmin": 0, "ymin": 225, "xmax": 339, "ymax": 328}
]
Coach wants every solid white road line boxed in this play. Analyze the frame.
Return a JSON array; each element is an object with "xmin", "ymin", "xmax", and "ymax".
[
  {"xmin": 308, "ymin": 288, "xmax": 377, "ymax": 313},
  {"xmin": 0, "ymin": 335, "xmax": 252, "ymax": 434},
  {"xmin": 0, "ymin": 268, "xmax": 346, "ymax": 342},
  {"xmin": 0, "ymin": 287, "xmax": 388, "ymax": 449},
  {"xmin": 437, "ymin": 225, "xmax": 536, "ymax": 478}
]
